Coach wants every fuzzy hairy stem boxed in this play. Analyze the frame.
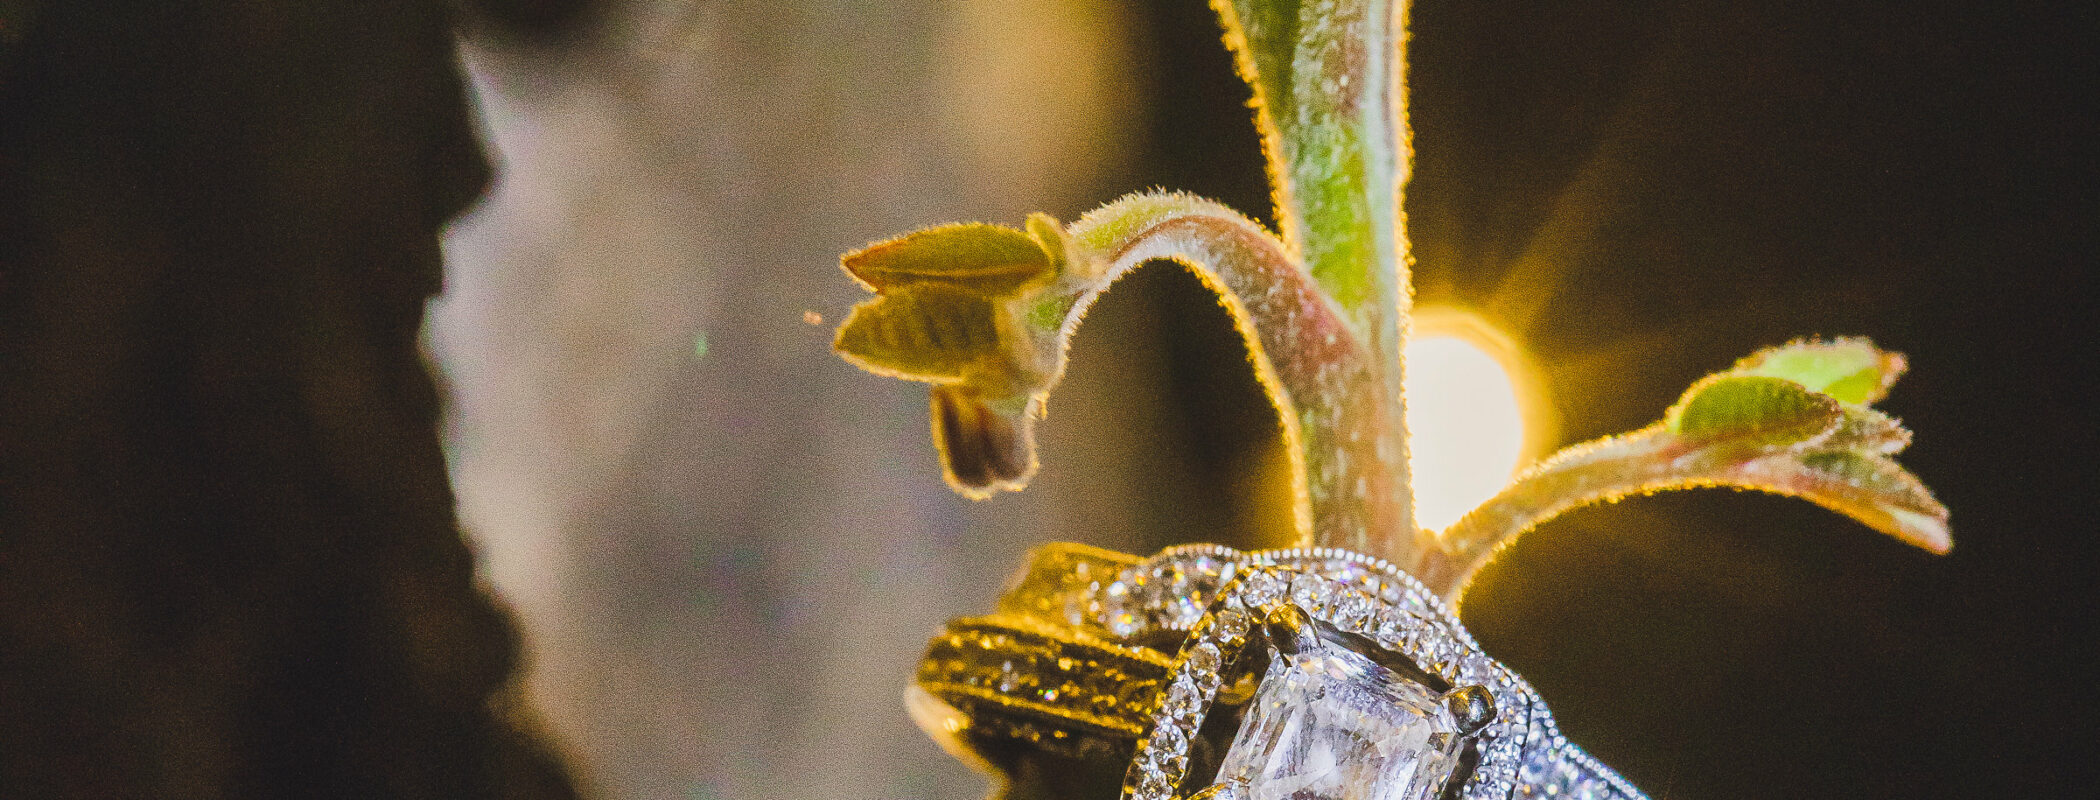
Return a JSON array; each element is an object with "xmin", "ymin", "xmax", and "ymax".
[
  {"xmin": 1213, "ymin": 0, "xmax": 1416, "ymax": 546},
  {"xmin": 830, "ymin": 192, "xmax": 1414, "ymax": 556},
  {"xmin": 1421, "ymin": 424, "xmax": 1950, "ymax": 600},
  {"xmin": 1067, "ymin": 193, "xmax": 1410, "ymax": 555}
]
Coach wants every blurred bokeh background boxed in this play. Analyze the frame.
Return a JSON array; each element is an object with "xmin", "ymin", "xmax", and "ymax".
[{"xmin": 429, "ymin": 0, "xmax": 2092, "ymax": 798}]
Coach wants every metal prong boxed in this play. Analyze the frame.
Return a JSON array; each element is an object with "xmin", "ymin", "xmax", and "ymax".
[
  {"xmin": 1262, "ymin": 604, "xmax": 1317, "ymax": 655},
  {"xmin": 1445, "ymin": 685, "xmax": 1496, "ymax": 736}
]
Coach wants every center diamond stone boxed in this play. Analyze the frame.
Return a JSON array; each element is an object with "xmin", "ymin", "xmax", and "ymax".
[{"xmin": 1215, "ymin": 631, "xmax": 1467, "ymax": 800}]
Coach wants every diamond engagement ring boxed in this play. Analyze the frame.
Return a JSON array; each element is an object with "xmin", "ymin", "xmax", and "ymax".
[{"xmin": 910, "ymin": 543, "xmax": 1645, "ymax": 800}]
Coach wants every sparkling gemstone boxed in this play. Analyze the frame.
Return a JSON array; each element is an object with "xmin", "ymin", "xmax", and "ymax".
[
  {"xmin": 1478, "ymin": 734, "xmax": 1528, "ymax": 781},
  {"xmin": 1455, "ymin": 655, "xmax": 1494, "ymax": 688},
  {"xmin": 1548, "ymin": 760, "xmax": 1584, "ymax": 795},
  {"xmin": 1150, "ymin": 722, "xmax": 1190, "ymax": 760},
  {"xmin": 1138, "ymin": 555, "xmax": 1239, "ymax": 628},
  {"xmin": 1135, "ymin": 772, "xmax": 1174, "ymax": 800},
  {"xmin": 1329, "ymin": 561, "xmax": 1387, "ymax": 599},
  {"xmin": 1420, "ymin": 637, "xmax": 1459, "ymax": 678},
  {"xmin": 1485, "ymin": 736, "xmax": 1523, "ymax": 766},
  {"xmin": 1163, "ymin": 676, "xmax": 1205, "ymax": 721},
  {"xmin": 1241, "ymin": 569, "xmax": 1289, "ymax": 609},
  {"xmin": 1517, "ymin": 746, "xmax": 1551, "ymax": 785},
  {"xmin": 1333, "ymin": 591, "xmax": 1378, "ymax": 632},
  {"xmin": 1522, "ymin": 720, "xmax": 1549, "ymax": 752},
  {"xmin": 1375, "ymin": 616, "xmax": 1410, "ymax": 649},
  {"xmin": 1100, "ymin": 574, "xmax": 1144, "ymax": 636},
  {"xmin": 1187, "ymin": 641, "xmax": 1224, "ymax": 675},
  {"xmin": 1291, "ymin": 575, "xmax": 1337, "ymax": 615},
  {"xmin": 1216, "ymin": 634, "xmax": 1470, "ymax": 800},
  {"xmin": 1395, "ymin": 590, "xmax": 1432, "ymax": 617}
]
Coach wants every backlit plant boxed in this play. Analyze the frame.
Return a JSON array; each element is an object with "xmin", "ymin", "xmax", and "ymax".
[{"xmin": 831, "ymin": 0, "xmax": 1948, "ymax": 602}]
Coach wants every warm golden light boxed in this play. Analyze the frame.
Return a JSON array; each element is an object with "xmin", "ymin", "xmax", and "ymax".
[{"xmin": 1406, "ymin": 310, "xmax": 1546, "ymax": 531}]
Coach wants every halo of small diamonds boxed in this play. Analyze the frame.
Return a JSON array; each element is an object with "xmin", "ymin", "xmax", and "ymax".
[
  {"xmin": 925, "ymin": 543, "xmax": 1645, "ymax": 800},
  {"xmin": 1100, "ymin": 548, "xmax": 1637, "ymax": 800}
]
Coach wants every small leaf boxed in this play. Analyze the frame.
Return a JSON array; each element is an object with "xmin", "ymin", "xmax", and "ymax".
[
  {"xmin": 930, "ymin": 385, "xmax": 1036, "ymax": 497},
  {"xmin": 1732, "ymin": 337, "xmax": 1906, "ymax": 405},
  {"xmin": 1820, "ymin": 407, "xmax": 1914, "ymax": 455},
  {"xmin": 833, "ymin": 286, "xmax": 1001, "ymax": 382},
  {"xmin": 1798, "ymin": 451, "xmax": 1942, "ymax": 515},
  {"xmin": 842, "ymin": 223, "xmax": 1052, "ymax": 293},
  {"xmin": 832, "ymin": 193, "xmax": 1394, "ymax": 551},
  {"xmin": 1666, "ymin": 374, "xmax": 1843, "ymax": 446},
  {"xmin": 1024, "ymin": 212, "xmax": 1069, "ymax": 275},
  {"xmin": 1432, "ymin": 340, "xmax": 1951, "ymax": 599},
  {"xmin": 1795, "ymin": 451, "xmax": 1951, "ymax": 553}
]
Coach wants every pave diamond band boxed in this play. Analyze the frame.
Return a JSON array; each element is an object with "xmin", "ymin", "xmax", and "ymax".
[
  {"xmin": 915, "ymin": 616, "xmax": 1170, "ymax": 755},
  {"xmin": 913, "ymin": 543, "xmax": 1647, "ymax": 800}
]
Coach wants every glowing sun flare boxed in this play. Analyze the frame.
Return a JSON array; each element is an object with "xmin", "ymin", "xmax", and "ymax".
[{"xmin": 1405, "ymin": 316, "xmax": 1538, "ymax": 531}]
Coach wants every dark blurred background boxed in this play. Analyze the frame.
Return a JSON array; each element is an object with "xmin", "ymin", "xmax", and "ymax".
[{"xmin": 4, "ymin": 0, "xmax": 2093, "ymax": 798}]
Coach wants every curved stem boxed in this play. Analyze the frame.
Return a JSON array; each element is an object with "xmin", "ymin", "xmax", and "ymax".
[
  {"xmin": 1420, "ymin": 425, "xmax": 1951, "ymax": 601},
  {"xmin": 1063, "ymin": 193, "xmax": 1412, "ymax": 558}
]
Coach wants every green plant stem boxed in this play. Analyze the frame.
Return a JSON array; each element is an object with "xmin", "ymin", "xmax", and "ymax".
[
  {"xmin": 1066, "ymin": 194, "xmax": 1413, "ymax": 557},
  {"xmin": 1213, "ymin": 0, "xmax": 1417, "ymax": 549},
  {"xmin": 1420, "ymin": 425, "xmax": 1951, "ymax": 601}
]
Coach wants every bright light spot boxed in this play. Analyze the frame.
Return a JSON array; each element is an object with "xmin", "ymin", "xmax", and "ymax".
[{"xmin": 1406, "ymin": 312, "xmax": 1538, "ymax": 531}]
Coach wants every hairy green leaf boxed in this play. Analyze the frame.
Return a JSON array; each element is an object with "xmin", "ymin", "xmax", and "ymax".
[
  {"xmin": 1428, "ymin": 338, "xmax": 1948, "ymax": 600},
  {"xmin": 1821, "ymin": 407, "xmax": 1913, "ymax": 455},
  {"xmin": 834, "ymin": 286, "xmax": 1001, "ymax": 382},
  {"xmin": 1795, "ymin": 451, "xmax": 1951, "ymax": 553},
  {"xmin": 1731, "ymin": 337, "xmax": 1905, "ymax": 405},
  {"xmin": 1023, "ymin": 212, "xmax": 1070, "ymax": 275},
  {"xmin": 1666, "ymin": 374, "xmax": 1842, "ymax": 445},
  {"xmin": 842, "ymin": 222, "xmax": 1053, "ymax": 293}
]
